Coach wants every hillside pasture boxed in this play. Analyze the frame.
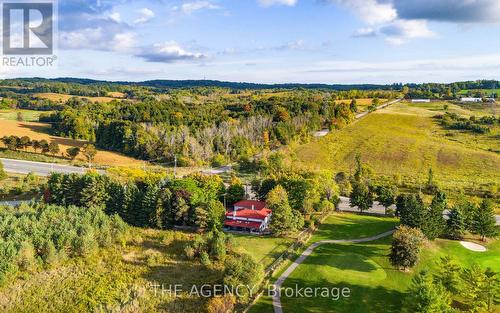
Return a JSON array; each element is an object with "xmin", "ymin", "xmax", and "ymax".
[
  {"xmin": 34, "ymin": 93, "xmax": 119, "ymax": 103},
  {"xmin": 0, "ymin": 109, "xmax": 49, "ymax": 122},
  {"xmin": 294, "ymin": 102, "xmax": 500, "ymax": 197},
  {"xmin": 0, "ymin": 119, "xmax": 143, "ymax": 167}
]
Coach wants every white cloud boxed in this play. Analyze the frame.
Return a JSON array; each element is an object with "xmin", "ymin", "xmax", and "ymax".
[
  {"xmin": 134, "ymin": 8, "xmax": 155, "ymax": 24},
  {"xmin": 329, "ymin": 0, "xmax": 396, "ymax": 24},
  {"xmin": 258, "ymin": 0, "xmax": 297, "ymax": 7},
  {"xmin": 108, "ymin": 12, "xmax": 121, "ymax": 23},
  {"xmin": 380, "ymin": 20, "xmax": 436, "ymax": 45},
  {"xmin": 60, "ymin": 28, "xmax": 136, "ymax": 52},
  {"xmin": 277, "ymin": 39, "xmax": 306, "ymax": 50},
  {"xmin": 352, "ymin": 27, "xmax": 377, "ymax": 37},
  {"xmin": 173, "ymin": 1, "xmax": 221, "ymax": 15},
  {"xmin": 136, "ymin": 41, "xmax": 206, "ymax": 63}
]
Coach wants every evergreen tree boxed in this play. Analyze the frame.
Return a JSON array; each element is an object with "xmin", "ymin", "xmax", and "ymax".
[
  {"xmin": 433, "ymin": 256, "xmax": 462, "ymax": 295},
  {"xmin": 397, "ymin": 194, "xmax": 426, "ymax": 230},
  {"xmin": 424, "ymin": 191, "xmax": 446, "ymax": 240},
  {"xmin": 405, "ymin": 270, "xmax": 453, "ymax": 313},
  {"xmin": 470, "ymin": 199, "xmax": 497, "ymax": 241},
  {"xmin": 446, "ymin": 207, "xmax": 466, "ymax": 240},
  {"xmin": 460, "ymin": 264, "xmax": 490, "ymax": 312}
]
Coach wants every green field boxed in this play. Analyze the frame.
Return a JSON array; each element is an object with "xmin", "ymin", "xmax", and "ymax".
[
  {"xmin": 250, "ymin": 213, "xmax": 500, "ymax": 313},
  {"xmin": 294, "ymin": 102, "xmax": 500, "ymax": 198},
  {"xmin": 459, "ymin": 89, "xmax": 500, "ymax": 97},
  {"xmin": 310, "ymin": 214, "xmax": 398, "ymax": 243},
  {"xmin": 0, "ymin": 109, "xmax": 48, "ymax": 122},
  {"xmin": 232, "ymin": 234, "xmax": 295, "ymax": 268}
]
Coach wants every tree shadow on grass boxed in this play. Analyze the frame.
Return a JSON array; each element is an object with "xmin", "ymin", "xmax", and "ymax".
[
  {"xmin": 314, "ymin": 216, "xmax": 397, "ymax": 241},
  {"xmin": 281, "ymin": 277, "xmax": 407, "ymax": 313},
  {"xmin": 302, "ymin": 247, "xmax": 379, "ymax": 273}
]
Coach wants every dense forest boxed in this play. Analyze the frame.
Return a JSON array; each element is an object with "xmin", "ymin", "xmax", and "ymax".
[{"xmin": 36, "ymin": 87, "xmax": 397, "ymax": 165}]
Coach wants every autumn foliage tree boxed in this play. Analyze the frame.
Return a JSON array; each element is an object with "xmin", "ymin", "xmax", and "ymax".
[{"xmin": 389, "ymin": 226, "xmax": 425, "ymax": 271}]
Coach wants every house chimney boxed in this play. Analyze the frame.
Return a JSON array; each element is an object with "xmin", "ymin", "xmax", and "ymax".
[
  {"xmin": 252, "ymin": 205, "xmax": 255, "ymax": 211},
  {"xmin": 233, "ymin": 210, "xmax": 236, "ymax": 217}
]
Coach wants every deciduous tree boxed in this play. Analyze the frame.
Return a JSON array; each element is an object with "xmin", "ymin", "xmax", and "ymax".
[{"xmin": 389, "ymin": 226, "xmax": 425, "ymax": 271}]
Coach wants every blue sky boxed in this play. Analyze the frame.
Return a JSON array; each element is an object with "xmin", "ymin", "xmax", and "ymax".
[{"xmin": 5, "ymin": 0, "xmax": 500, "ymax": 84}]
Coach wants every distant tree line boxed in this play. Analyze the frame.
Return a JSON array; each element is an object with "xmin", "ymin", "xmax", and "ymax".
[{"xmin": 405, "ymin": 80, "xmax": 499, "ymax": 100}]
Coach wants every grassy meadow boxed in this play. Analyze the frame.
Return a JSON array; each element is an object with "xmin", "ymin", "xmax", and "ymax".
[
  {"xmin": 0, "ymin": 112, "xmax": 143, "ymax": 167},
  {"xmin": 0, "ymin": 228, "xmax": 222, "ymax": 313},
  {"xmin": 250, "ymin": 213, "xmax": 500, "ymax": 313},
  {"xmin": 33, "ymin": 93, "xmax": 122, "ymax": 103},
  {"xmin": 293, "ymin": 101, "xmax": 500, "ymax": 199},
  {"xmin": 231, "ymin": 234, "xmax": 295, "ymax": 268},
  {"xmin": 0, "ymin": 109, "xmax": 49, "ymax": 122}
]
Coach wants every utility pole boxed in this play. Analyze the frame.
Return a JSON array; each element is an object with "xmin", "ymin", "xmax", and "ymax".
[{"xmin": 173, "ymin": 155, "xmax": 177, "ymax": 179}]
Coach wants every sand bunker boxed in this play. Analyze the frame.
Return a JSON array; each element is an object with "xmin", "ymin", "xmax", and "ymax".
[{"xmin": 460, "ymin": 241, "xmax": 487, "ymax": 252}]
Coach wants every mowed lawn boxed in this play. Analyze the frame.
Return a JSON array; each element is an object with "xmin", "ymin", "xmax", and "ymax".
[
  {"xmin": 250, "ymin": 213, "xmax": 499, "ymax": 313},
  {"xmin": 231, "ymin": 234, "xmax": 295, "ymax": 268},
  {"xmin": 294, "ymin": 102, "xmax": 500, "ymax": 194},
  {"xmin": 0, "ymin": 118, "xmax": 142, "ymax": 167},
  {"xmin": 310, "ymin": 214, "xmax": 398, "ymax": 243}
]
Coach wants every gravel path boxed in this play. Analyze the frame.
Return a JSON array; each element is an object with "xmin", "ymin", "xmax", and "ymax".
[{"xmin": 272, "ymin": 229, "xmax": 396, "ymax": 313}]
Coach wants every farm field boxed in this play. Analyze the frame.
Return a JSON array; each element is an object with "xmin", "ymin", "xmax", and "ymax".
[
  {"xmin": 293, "ymin": 101, "xmax": 500, "ymax": 198},
  {"xmin": 0, "ymin": 109, "xmax": 50, "ymax": 122},
  {"xmin": 250, "ymin": 213, "xmax": 500, "ymax": 313},
  {"xmin": 0, "ymin": 119, "xmax": 143, "ymax": 167},
  {"xmin": 33, "ymin": 92, "xmax": 122, "ymax": 103},
  {"xmin": 459, "ymin": 89, "xmax": 500, "ymax": 97}
]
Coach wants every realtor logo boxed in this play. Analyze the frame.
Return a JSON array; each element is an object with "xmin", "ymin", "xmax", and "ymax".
[{"xmin": 2, "ymin": 1, "xmax": 54, "ymax": 55}]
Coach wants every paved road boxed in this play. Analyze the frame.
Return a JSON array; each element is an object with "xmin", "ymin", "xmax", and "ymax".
[
  {"xmin": 355, "ymin": 98, "xmax": 402, "ymax": 119},
  {"xmin": 312, "ymin": 99, "xmax": 403, "ymax": 138},
  {"xmin": 0, "ymin": 200, "xmax": 32, "ymax": 207},
  {"xmin": 0, "ymin": 158, "xmax": 90, "ymax": 176},
  {"xmin": 272, "ymin": 230, "xmax": 396, "ymax": 313}
]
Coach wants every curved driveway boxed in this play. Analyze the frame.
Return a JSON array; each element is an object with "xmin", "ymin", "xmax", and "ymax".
[{"xmin": 272, "ymin": 229, "xmax": 396, "ymax": 313}]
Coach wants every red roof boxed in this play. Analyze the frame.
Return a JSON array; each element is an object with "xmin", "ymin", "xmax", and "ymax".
[
  {"xmin": 225, "ymin": 208, "xmax": 272, "ymax": 220},
  {"xmin": 224, "ymin": 220, "xmax": 262, "ymax": 229},
  {"xmin": 233, "ymin": 200, "xmax": 267, "ymax": 211}
]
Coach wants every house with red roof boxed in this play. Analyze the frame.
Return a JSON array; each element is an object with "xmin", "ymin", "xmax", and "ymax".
[{"xmin": 224, "ymin": 200, "xmax": 272, "ymax": 233}]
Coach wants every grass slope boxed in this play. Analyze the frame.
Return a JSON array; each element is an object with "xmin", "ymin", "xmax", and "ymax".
[
  {"xmin": 0, "ymin": 118, "xmax": 142, "ymax": 167},
  {"xmin": 232, "ymin": 234, "xmax": 295, "ymax": 268},
  {"xmin": 250, "ymin": 213, "xmax": 499, "ymax": 313},
  {"xmin": 33, "ymin": 93, "xmax": 121, "ymax": 103},
  {"xmin": 0, "ymin": 110, "xmax": 49, "ymax": 122},
  {"xmin": 294, "ymin": 102, "xmax": 500, "ymax": 196}
]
